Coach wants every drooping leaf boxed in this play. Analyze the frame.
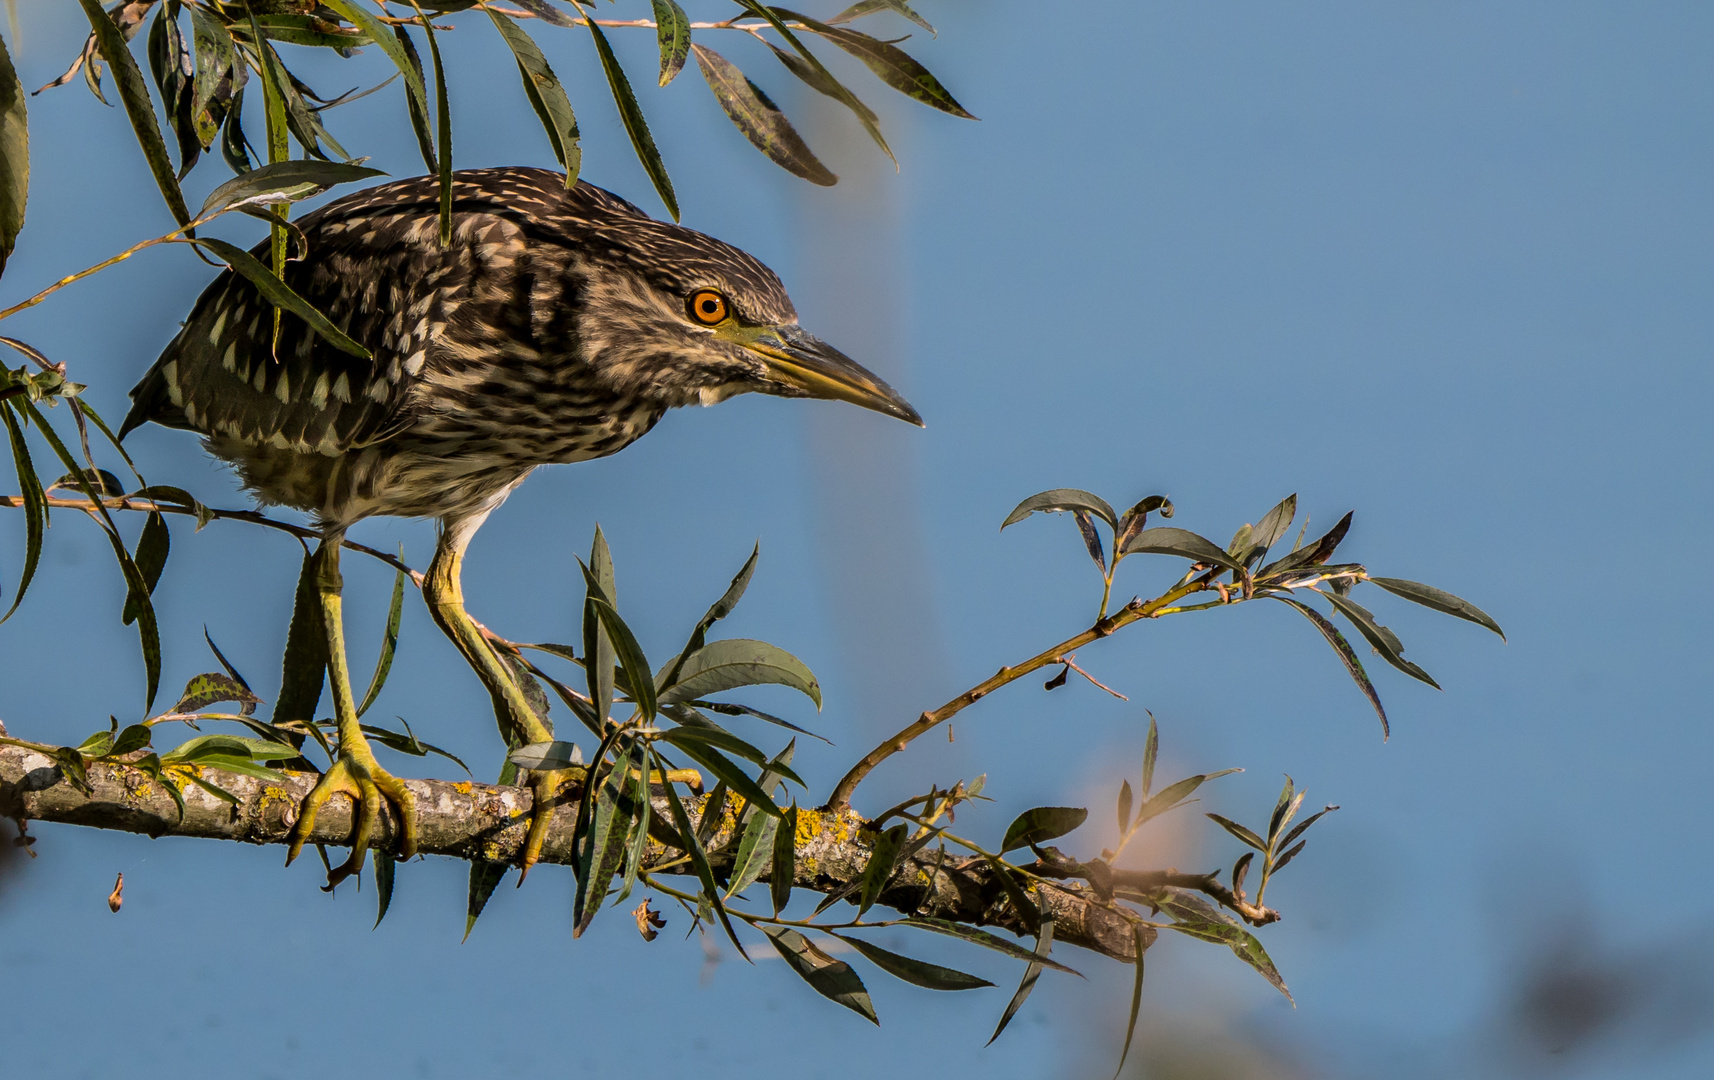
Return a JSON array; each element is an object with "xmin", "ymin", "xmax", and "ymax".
[
  {"xmin": 764, "ymin": 40, "xmax": 879, "ymax": 128},
  {"xmin": 485, "ymin": 7, "xmax": 580, "ymax": 184},
  {"xmin": 650, "ymin": 0, "xmax": 692, "ymax": 85},
  {"xmin": 221, "ymin": 85, "xmax": 254, "ymax": 174},
  {"xmin": 1113, "ymin": 929, "xmax": 1147, "ymax": 1079},
  {"xmin": 583, "ymin": 13, "xmax": 677, "ymax": 220},
  {"xmin": 771, "ymin": 801, "xmax": 797, "ymax": 914},
  {"xmin": 1000, "ymin": 806, "xmax": 1088, "ymax": 854},
  {"xmin": 1122, "ymin": 526, "xmax": 1245, "ymax": 573},
  {"xmin": 187, "ymin": 237, "xmax": 370, "ymax": 359},
  {"xmin": 988, "ymin": 917, "xmax": 1054, "ymax": 1045},
  {"xmin": 464, "ymin": 858, "xmax": 509, "ymax": 942},
  {"xmin": 75, "ymin": 0, "xmax": 191, "ymax": 227},
  {"xmin": 1275, "ymin": 596, "xmax": 1388, "ymax": 738},
  {"xmin": 829, "ymin": 0, "xmax": 936, "ymax": 36},
  {"xmin": 356, "ymin": 564, "xmax": 406, "ymax": 717},
  {"xmin": 982, "ymin": 852, "xmax": 1040, "ymax": 936},
  {"xmin": 373, "ymin": 848, "xmax": 395, "ymax": 928},
  {"xmin": 1324, "ymin": 590, "xmax": 1441, "ymax": 689},
  {"xmin": 0, "ymin": 404, "xmax": 44, "ymax": 622},
  {"xmin": 1367, "ymin": 577, "xmax": 1505, "ymax": 640},
  {"xmin": 320, "ymin": 0, "xmax": 429, "ymax": 123},
  {"xmin": 275, "ymin": 548, "xmax": 328, "ymax": 725},
  {"xmin": 658, "ymin": 639, "xmax": 821, "ymax": 708},
  {"xmin": 734, "ymin": 0, "xmax": 893, "ymax": 164},
  {"xmin": 393, "ymin": 24, "xmax": 437, "ymax": 178},
  {"xmin": 773, "ymin": 10, "xmax": 973, "ymax": 118},
  {"xmin": 856, "ymin": 822, "xmax": 907, "ymax": 916},
  {"xmin": 900, "ymin": 917, "xmax": 1083, "ymax": 976},
  {"xmin": 661, "ymin": 774, "xmax": 749, "ymax": 959},
  {"xmin": 120, "ymin": 510, "xmax": 169, "ymax": 625},
  {"xmin": 835, "ymin": 934, "xmax": 992, "ymax": 990},
  {"xmin": 1204, "ymin": 812, "xmax": 1267, "ymax": 852},
  {"xmin": 764, "ymin": 927, "xmax": 877, "ymax": 1023},
  {"xmin": 1156, "ymin": 889, "xmax": 1290, "ymax": 1000},
  {"xmin": 198, "ymin": 160, "xmax": 384, "ymax": 220},
  {"xmin": 692, "ymin": 44, "xmax": 835, "ymax": 186},
  {"xmin": 1002, "ymin": 488, "xmax": 1117, "ymax": 530},
  {"xmin": 186, "ymin": 4, "xmax": 236, "ymax": 148},
  {"xmin": 0, "ymin": 28, "xmax": 27, "ymax": 277},
  {"xmin": 1073, "ymin": 511, "xmax": 1106, "ymax": 574}
]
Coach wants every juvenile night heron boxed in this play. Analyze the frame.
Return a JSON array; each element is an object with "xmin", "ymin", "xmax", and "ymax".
[{"xmin": 120, "ymin": 166, "xmax": 920, "ymax": 882}]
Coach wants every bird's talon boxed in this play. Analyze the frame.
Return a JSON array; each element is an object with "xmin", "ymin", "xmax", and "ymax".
[{"xmin": 284, "ymin": 753, "xmax": 418, "ymax": 888}]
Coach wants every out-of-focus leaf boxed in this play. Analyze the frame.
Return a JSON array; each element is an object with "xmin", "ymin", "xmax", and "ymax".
[
  {"xmin": 1275, "ymin": 596, "xmax": 1388, "ymax": 738},
  {"xmin": 1000, "ymin": 806, "xmax": 1087, "ymax": 853},
  {"xmin": 764, "ymin": 39, "xmax": 878, "ymax": 128},
  {"xmin": 1368, "ymin": 576, "xmax": 1505, "ymax": 640},
  {"xmin": 1156, "ymin": 889, "xmax": 1290, "ymax": 1000},
  {"xmin": 650, "ymin": 0, "xmax": 692, "ymax": 85},
  {"xmin": 485, "ymin": 6, "xmax": 580, "ymax": 184},
  {"xmin": 1114, "ymin": 929, "xmax": 1146, "ymax": 1079},
  {"xmin": 198, "ymin": 160, "xmax": 383, "ymax": 220},
  {"xmin": 583, "ymin": 14, "xmax": 677, "ymax": 220},
  {"xmin": 836, "ymin": 934, "xmax": 992, "ymax": 990},
  {"xmin": 764, "ymin": 927, "xmax": 877, "ymax": 1023},
  {"xmin": 275, "ymin": 548, "xmax": 328, "ymax": 725},
  {"xmin": 829, "ymin": 0, "xmax": 935, "ymax": 36},
  {"xmin": 1280, "ymin": 804, "xmax": 1339, "ymax": 853},
  {"xmin": 1324, "ymin": 590, "xmax": 1441, "ymax": 689},
  {"xmin": 187, "ymin": 237, "xmax": 370, "ymax": 359},
  {"xmin": 221, "ymin": 86, "xmax": 254, "ymax": 173},
  {"xmin": 120, "ymin": 510, "xmax": 169, "ymax": 625},
  {"xmin": 771, "ymin": 801, "xmax": 798, "ymax": 914},
  {"xmin": 987, "ymin": 916, "xmax": 1054, "ymax": 1045},
  {"xmin": 355, "ymin": 563, "xmax": 405, "ymax": 717},
  {"xmin": 1122, "ymin": 526, "xmax": 1245, "ymax": 573},
  {"xmin": 856, "ymin": 822, "xmax": 907, "ymax": 915},
  {"xmin": 0, "ymin": 404, "xmax": 44, "ymax": 622},
  {"xmin": 774, "ymin": 10, "xmax": 973, "ymax": 118},
  {"xmin": 1115, "ymin": 780, "xmax": 1133, "ymax": 836},
  {"xmin": 982, "ymin": 852, "xmax": 1040, "ymax": 936},
  {"xmin": 1131, "ymin": 768, "xmax": 1241, "ymax": 830},
  {"xmin": 1141, "ymin": 712, "xmax": 1159, "ymax": 797},
  {"xmin": 0, "ymin": 29, "xmax": 27, "ymax": 277},
  {"xmin": 507, "ymin": 739, "xmax": 583, "ymax": 771},
  {"xmin": 1205, "ymin": 812, "xmax": 1266, "ymax": 852},
  {"xmin": 901, "ymin": 917, "xmax": 1083, "ymax": 975},
  {"xmin": 735, "ymin": 0, "xmax": 893, "ymax": 164},
  {"xmin": 186, "ymin": 4, "xmax": 235, "ymax": 146},
  {"xmin": 1002, "ymin": 488, "xmax": 1117, "ymax": 530},
  {"xmin": 658, "ymin": 638, "xmax": 821, "ymax": 709},
  {"xmin": 171, "ymin": 672, "xmax": 262, "ymax": 715},
  {"xmin": 692, "ymin": 44, "xmax": 836, "ymax": 186},
  {"xmin": 75, "ymin": 0, "xmax": 191, "ymax": 226}
]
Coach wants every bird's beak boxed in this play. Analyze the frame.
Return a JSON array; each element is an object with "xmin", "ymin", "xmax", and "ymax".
[{"xmin": 742, "ymin": 325, "xmax": 924, "ymax": 427}]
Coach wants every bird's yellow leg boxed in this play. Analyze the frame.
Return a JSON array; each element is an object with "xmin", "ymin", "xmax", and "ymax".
[
  {"xmin": 285, "ymin": 536, "xmax": 419, "ymax": 886},
  {"xmin": 424, "ymin": 516, "xmax": 570, "ymax": 877}
]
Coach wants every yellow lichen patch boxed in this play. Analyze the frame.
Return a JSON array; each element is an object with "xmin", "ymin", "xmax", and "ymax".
[
  {"xmin": 453, "ymin": 780, "xmax": 473, "ymax": 795},
  {"xmin": 795, "ymin": 809, "xmax": 825, "ymax": 845},
  {"xmin": 480, "ymin": 840, "xmax": 505, "ymax": 862}
]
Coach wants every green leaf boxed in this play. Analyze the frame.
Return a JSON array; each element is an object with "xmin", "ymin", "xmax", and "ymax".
[
  {"xmin": 987, "ymin": 916, "xmax": 1053, "ymax": 1045},
  {"xmin": 696, "ymin": 700, "xmax": 828, "ymax": 743},
  {"xmin": 614, "ymin": 742, "xmax": 654, "ymax": 905},
  {"xmin": 661, "ymin": 773, "xmax": 749, "ymax": 960},
  {"xmin": 246, "ymin": 21, "xmax": 345, "ymax": 163},
  {"xmin": 1113, "ymin": 929, "xmax": 1146, "ymax": 1079},
  {"xmin": 692, "ymin": 44, "xmax": 836, "ymax": 186},
  {"xmin": 900, "ymin": 917, "xmax": 1083, "ymax": 976},
  {"xmin": 1141, "ymin": 712, "xmax": 1158, "ymax": 798},
  {"xmin": 773, "ymin": 10, "xmax": 973, "ymax": 118},
  {"xmin": 55, "ymin": 747, "xmax": 93, "ymax": 796},
  {"xmin": 319, "ymin": 0, "xmax": 430, "ymax": 124},
  {"xmin": 772, "ymin": 801, "xmax": 798, "ymax": 914},
  {"xmin": 1368, "ymin": 576, "xmax": 1505, "ymax": 640},
  {"xmin": 110, "ymin": 724, "xmax": 152, "ymax": 757},
  {"xmin": 1205, "ymin": 812, "xmax": 1267, "ymax": 852},
  {"xmin": 1156, "ymin": 889, "xmax": 1290, "ymax": 1000},
  {"xmin": 587, "ymin": 596, "xmax": 656, "ymax": 721},
  {"xmin": 857, "ymin": 822, "xmax": 907, "ymax": 916},
  {"xmin": 574, "ymin": 743, "xmax": 632, "ymax": 935},
  {"xmin": 1122, "ymin": 526, "xmax": 1245, "ymax": 573},
  {"xmin": 1279, "ymin": 804, "xmax": 1339, "ymax": 853},
  {"xmin": 1131, "ymin": 768, "xmax": 1241, "ymax": 830},
  {"xmin": 75, "ymin": 0, "xmax": 191, "ymax": 227},
  {"xmin": 275, "ymin": 548, "xmax": 328, "ymax": 725},
  {"xmin": 665, "ymin": 543, "xmax": 758, "ymax": 686},
  {"xmin": 1260, "ymin": 510, "xmax": 1353, "ymax": 579},
  {"xmin": 171, "ymin": 672, "xmax": 263, "ymax": 715},
  {"xmin": 763, "ymin": 40, "xmax": 879, "ymax": 129},
  {"xmin": 583, "ymin": 12, "xmax": 676, "ymax": 220},
  {"xmin": 198, "ymin": 160, "xmax": 384, "ymax": 220},
  {"xmin": 836, "ymin": 934, "xmax": 992, "ymax": 990},
  {"xmin": 1115, "ymin": 780, "xmax": 1132, "ymax": 836},
  {"xmin": 1324, "ymin": 590, "xmax": 1441, "ymax": 689},
  {"xmin": 464, "ymin": 858, "xmax": 509, "ymax": 942},
  {"xmin": 362, "ymin": 720, "xmax": 468, "ymax": 774},
  {"xmin": 650, "ymin": 0, "xmax": 692, "ymax": 85},
  {"xmin": 356, "ymin": 564, "xmax": 406, "ymax": 717},
  {"xmin": 735, "ymin": 0, "xmax": 893, "ymax": 164},
  {"xmin": 1000, "ymin": 806, "xmax": 1088, "ymax": 853},
  {"xmin": 1250, "ymin": 494, "xmax": 1297, "ymax": 562},
  {"xmin": 763, "ymin": 927, "xmax": 877, "ymax": 1023},
  {"xmin": 186, "ymin": 4, "xmax": 236, "ymax": 146},
  {"xmin": 507, "ymin": 740, "xmax": 583, "ymax": 771},
  {"xmin": 0, "ymin": 404, "xmax": 44, "ymax": 622},
  {"xmin": 982, "ymin": 852, "xmax": 1040, "ymax": 936},
  {"xmin": 120, "ymin": 510, "xmax": 169, "ymax": 625},
  {"xmin": 0, "ymin": 28, "xmax": 27, "ymax": 277},
  {"xmin": 1275, "ymin": 596, "xmax": 1388, "ymax": 738},
  {"xmin": 371, "ymin": 846, "xmax": 396, "ymax": 928},
  {"xmin": 77, "ymin": 726, "xmax": 115, "ymax": 759},
  {"xmin": 660, "ymin": 714, "xmax": 804, "ymax": 785},
  {"xmin": 187, "ymin": 237, "xmax": 371, "ymax": 359},
  {"xmin": 659, "ymin": 733, "xmax": 784, "ymax": 820},
  {"xmin": 582, "ymin": 529, "xmax": 616, "ymax": 726},
  {"xmin": 221, "ymin": 85, "xmax": 254, "ymax": 174},
  {"xmin": 1001, "ymin": 488, "xmax": 1117, "ymax": 530},
  {"xmin": 392, "ymin": 24, "xmax": 436, "ymax": 177},
  {"xmin": 485, "ymin": 7, "xmax": 580, "ymax": 184},
  {"xmin": 658, "ymin": 639, "xmax": 821, "ymax": 709},
  {"xmin": 829, "ymin": 0, "xmax": 936, "ymax": 36},
  {"xmin": 726, "ymin": 807, "xmax": 779, "ymax": 899}
]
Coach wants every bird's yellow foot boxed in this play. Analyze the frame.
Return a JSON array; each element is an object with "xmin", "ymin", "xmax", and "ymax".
[
  {"xmin": 517, "ymin": 767, "xmax": 576, "ymax": 881},
  {"xmin": 286, "ymin": 745, "xmax": 419, "ymax": 889}
]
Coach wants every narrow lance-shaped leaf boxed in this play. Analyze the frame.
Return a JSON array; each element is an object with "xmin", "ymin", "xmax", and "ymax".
[
  {"xmin": 1368, "ymin": 576, "xmax": 1505, "ymax": 639},
  {"xmin": 120, "ymin": 509, "xmax": 169, "ymax": 626},
  {"xmin": 734, "ymin": 0, "xmax": 893, "ymax": 164},
  {"xmin": 830, "ymin": 0, "xmax": 936, "ymax": 35},
  {"xmin": 901, "ymin": 917, "xmax": 1083, "ymax": 975},
  {"xmin": 988, "ymin": 916, "xmax": 1055, "ymax": 1045},
  {"xmin": 771, "ymin": 801, "xmax": 798, "ymax": 914},
  {"xmin": 764, "ymin": 40, "xmax": 878, "ymax": 127},
  {"xmin": 1323, "ymin": 590, "xmax": 1441, "ymax": 689},
  {"xmin": 651, "ymin": 0, "xmax": 692, "ymax": 85},
  {"xmin": 0, "ymin": 404, "xmax": 45, "ymax": 622},
  {"xmin": 773, "ymin": 10, "xmax": 974, "ymax": 118},
  {"xmin": 659, "ymin": 638, "xmax": 821, "ymax": 709},
  {"xmin": 485, "ymin": 7, "xmax": 580, "ymax": 184},
  {"xmin": 275, "ymin": 547, "xmax": 328, "ymax": 725},
  {"xmin": 661, "ymin": 774, "xmax": 749, "ymax": 960},
  {"xmin": 373, "ymin": 849, "xmax": 395, "ymax": 928},
  {"xmin": 356, "ymin": 564, "xmax": 406, "ymax": 717},
  {"xmin": 659, "ymin": 734, "xmax": 785, "ymax": 819},
  {"xmin": 587, "ymin": 595, "xmax": 656, "ymax": 721},
  {"xmin": 320, "ymin": 0, "xmax": 429, "ymax": 122},
  {"xmin": 1113, "ymin": 929, "xmax": 1146, "ymax": 1080},
  {"xmin": 582, "ymin": 532, "xmax": 616, "ymax": 726},
  {"xmin": 1261, "ymin": 510, "xmax": 1353, "ymax": 578},
  {"xmin": 1002, "ymin": 488, "xmax": 1117, "ymax": 530},
  {"xmin": 1131, "ymin": 768, "xmax": 1242, "ymax": 830},
  {"xmin": 391, "ymin": 24, "xmax": 436, "ymax": 176},
  {"xmin": 1205, "ymin": 812, "xmax": 1267, "ymax": 852},
  {"xmin": 75, "ymin": 0, "xmax": 191, "ymax": 227},
  {"xmin": 199, "ymin": 160, "xmax": 385, "ymax": 220},
  {"xmin": 764, "ymin": 927, "xmax": 878, "ymax": 1023},
  {"xmin": 1156, "ymin": 889, "xmax": 1290, "ymax": 1000},
  {"xmin": 186, "ymin": 3, "xmax": 235, "ymax": 145},
  {"xmin": 1115, "ymin": 780, "xmax": 1133, "ymax": 837},
  {"xmin": 188, "ymin": 238, "xmax": 371, "ymax": 359},
  {"xmin": 0, "ymin": 28, "xmax": 27, "ymax": 277},
  {"xmin": 1123, "ymin": 526, "xmax": 1246, "ymax": 573},
  {"xmin": 1141, "ymin": 711, "xmax": 1159, "ymax": 797},
  {"xmin": 856, "ymin": 822, "xmax": 907, "ymax": 916},
  {"xmin": 1275, "ymin": 595, "xmax": 1388, "ymax": 738},
  {"xmin": 1250, "ymin": 494, "xmax": 1298, "ymax": 561},
  {"xmin": 692, "ymin": 44, "xmax": 835, "ymax": 186},
  {"xmin": 665, "ymin": 542, "xmax": 759, "ymax": 686},
  {"xmin": 583, "ymin": 13, "xmax": 677, "ymax": 220},
  {"xmin": 834, "ymin": 934, "xmax": 992, "ymax": 991}
]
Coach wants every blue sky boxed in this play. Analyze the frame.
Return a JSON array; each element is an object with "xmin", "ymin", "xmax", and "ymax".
[{"xmin": 3, "ymin": 3, "xmax": 1712, "ymax": 1078}]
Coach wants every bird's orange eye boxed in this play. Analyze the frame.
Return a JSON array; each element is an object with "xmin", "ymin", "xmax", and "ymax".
[{"xmin": 688, "ymin": 289, "xmax": 729, "ymax": 326}]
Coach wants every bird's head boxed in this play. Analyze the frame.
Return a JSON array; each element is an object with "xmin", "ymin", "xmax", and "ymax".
[{"xmin": 569, "ymin": 197, "xmax": 922, "ymax": 427}]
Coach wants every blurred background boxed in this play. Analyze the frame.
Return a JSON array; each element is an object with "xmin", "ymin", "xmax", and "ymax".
[{"xmin": 3, "ymin": 2, "xmax": 1712, "ymax": 1077}]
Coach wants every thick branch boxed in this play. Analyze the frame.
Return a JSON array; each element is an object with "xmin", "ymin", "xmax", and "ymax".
[{"xmin": 0, "ymin": 743, "xmax": 1142, "ymax": 962}]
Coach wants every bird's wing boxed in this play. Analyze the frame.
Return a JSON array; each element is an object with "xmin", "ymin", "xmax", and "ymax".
[{"xmin": 121, "ymin": 171, "xmax": 563, "ymax": 454}]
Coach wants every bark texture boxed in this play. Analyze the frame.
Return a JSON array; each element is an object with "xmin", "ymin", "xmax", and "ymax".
[{"xmin": 0, "ymin": 744, "xmax": 1145, "ymax": 962}]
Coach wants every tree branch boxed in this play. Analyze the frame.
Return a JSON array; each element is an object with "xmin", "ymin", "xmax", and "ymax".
[{"xmin": 0, "ymin": 743, "xmax": 1145, "ymax": 963}]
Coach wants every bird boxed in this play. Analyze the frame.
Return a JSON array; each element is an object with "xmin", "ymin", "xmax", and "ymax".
[{"xmin": 120, "ymin": 166, "xmax": 921, "ymax": 883}]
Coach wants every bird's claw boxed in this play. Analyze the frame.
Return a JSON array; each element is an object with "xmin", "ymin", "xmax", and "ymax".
[
  {"xmin": 286, "ymin": 750, "xmax": 419, "ymax": 889},
  {"xmin": 517, "ymin": 767, "xmax": 575, "ymax": 882}
]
